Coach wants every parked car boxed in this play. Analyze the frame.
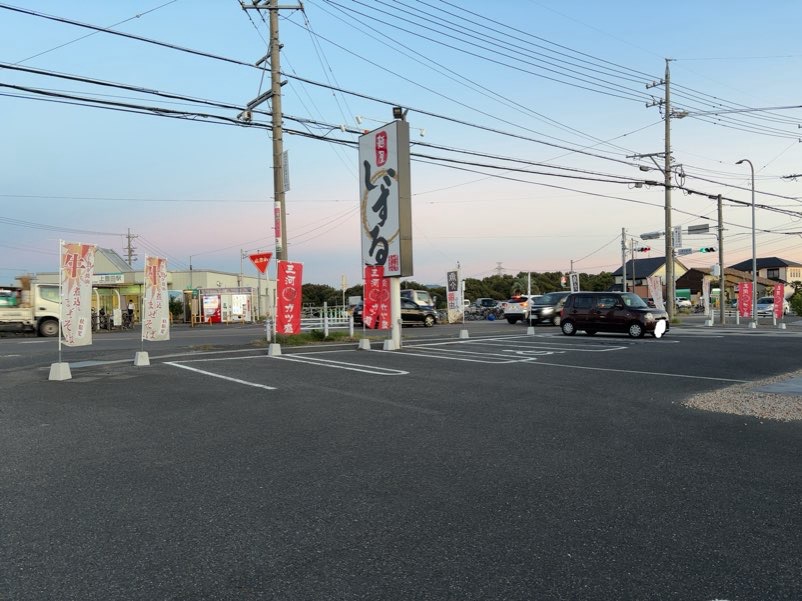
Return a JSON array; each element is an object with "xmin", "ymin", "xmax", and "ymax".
[
  {"xmin": 756, "ymin": 296, "xmax": 790, "ymax": 317},
  {"xmin": 560, "ymin": 291, "xmax": 669, "ymax": 338},
  {"xmin": 501, "ymin": 294, "xmax": 540, "ymax": 324},
  {"xmin": 527, "ymin": 291, "xmax": 570, "ymax": 326},
  {"xmin": 473, "ymin": 297, "xmax": 501, "ymax": 310},
  {"xmin": 675, "ymin": 297, "xmax": 692, "ymax": 309},
  {"xmin": 401, "ymin": 299, "xmax": 437, "ymax": 326},
  {"xmin": 353, "ymin": 300, "xmax": 438, "ymax": 327}
]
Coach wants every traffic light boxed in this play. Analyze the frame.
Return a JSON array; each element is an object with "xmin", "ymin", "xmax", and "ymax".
[
  {"xmin": 699, "ymin": 247, "xmax": 716, "ymax": 253},
  {"xmin": 635, "ymin": 246, "xmax": 651, "ymax": 252}
]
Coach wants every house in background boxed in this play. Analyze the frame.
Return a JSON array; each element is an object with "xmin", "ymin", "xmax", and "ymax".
[
  {"xmin": 676, "ymin": 267, "xmax": 776, "ymax": 306},
  {"xmin": 611, "ymin": 256, "xmax": 688, "ymax": 298},
  {"xmin": 727, "ymin": 257, "xmax": 802, "ymax": 288}
]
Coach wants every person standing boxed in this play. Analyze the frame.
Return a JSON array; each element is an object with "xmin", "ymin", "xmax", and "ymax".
[{"xmin": 127, "ymin": 300, "xmax": 135, "ymax": 323}]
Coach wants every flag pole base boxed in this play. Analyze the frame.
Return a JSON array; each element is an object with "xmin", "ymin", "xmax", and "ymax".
[
  {"xmin": 48, "ymin": 362, "xmax": 72, "ymax": 381},
  {"xmin": 268, "ymin": 343, "xmax": 282, "ymax": 356},
  {"xmin": 134, "ymin": 352, "xmax": 150, "ymax": 366}
]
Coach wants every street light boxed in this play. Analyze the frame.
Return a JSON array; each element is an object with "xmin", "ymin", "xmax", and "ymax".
[{"xmin": 735, "ymin": 159, "xmax": 757, "ymax": 328}]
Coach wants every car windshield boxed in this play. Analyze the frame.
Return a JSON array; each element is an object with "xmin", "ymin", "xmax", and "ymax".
[
  {"xmin": 757, "ymin": 297, "xmax": 773, "ymax": 304},
  {"xmin": 620, "ymin": 293, "xmax": 648, "ymax": 308},
  {"xmin": 537, "ymin": 293, "xmax": 564, "ymax": 304}
]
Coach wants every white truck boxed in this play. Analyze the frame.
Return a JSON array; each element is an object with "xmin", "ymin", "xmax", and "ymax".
[{"xmin": 0, "ymin": 281, "xmax": 60, "ymax": 336}]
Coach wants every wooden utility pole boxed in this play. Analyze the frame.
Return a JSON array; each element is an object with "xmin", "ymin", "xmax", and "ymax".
[{"xmin": 241, "ymin": 0, "xmax": 302, "ymax": 261}]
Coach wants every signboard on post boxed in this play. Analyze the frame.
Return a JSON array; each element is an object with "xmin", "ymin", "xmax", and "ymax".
[
  {"xmin": 569, "ymin": 272, "xmax": 580, "ymax": 292},
  {"xmin": 249, "ymin": 252, "xmax": 272, "ymax": 274},
  {"xmin": 358, "ymin": 120, "xmax": 412, "ymax": 277}
]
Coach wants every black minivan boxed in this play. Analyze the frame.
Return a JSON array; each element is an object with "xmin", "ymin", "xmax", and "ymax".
[{"xmin": 560, "ymin": 292, "xmax": 669, "ymax": 338}]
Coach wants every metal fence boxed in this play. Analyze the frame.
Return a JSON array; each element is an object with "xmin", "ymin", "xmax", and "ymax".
[{"xmin": 299, "ymin": 302, "xmax": 354, "ymax": 337}]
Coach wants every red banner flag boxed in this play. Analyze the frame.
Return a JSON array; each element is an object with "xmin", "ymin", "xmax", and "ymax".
[
  {"xmin": 276, "ymin": 261, "xmax": 303, "ymax": 334},
  {"xmin": 773, "ymin": 283, "xmax": 785, "ymax": 319},
  {"xmin": 738, "ymin": 282, "xmax": 752, "ymax": 318},
  {"xmin": 363, "ymin": 265, "xmax": 391, "ymax": 329},
  {"xmin": 249, "ymin": 252, "xmax": 272, "ymax": 274}
]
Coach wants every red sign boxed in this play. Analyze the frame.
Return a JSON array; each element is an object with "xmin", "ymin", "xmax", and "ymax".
[
  {"xmin": 249, "ymin": 252, "xmax": 272, "ymax": 274},
  {"xmin": 276, "ymin": 261, "xmax": 302, "ymax": 334},
  {"xmin": 773, "ymin": 284, "xmax": 785, "ymax": 319},
  {"xmin": 738, "ymin": 282, "xmax": 752, "ymax": 318},
  {"xmin": 375, "ymin": 131, "xmax": 388, "ymax": 166},
  {"xmin": 363, "ymin": 265, "xmax": 391, "ymax": 329}
]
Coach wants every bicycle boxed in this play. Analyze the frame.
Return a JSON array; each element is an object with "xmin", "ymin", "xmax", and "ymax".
[{"xmin": 121, "ymin": 311, "xmax": 133, "ymax": 330}]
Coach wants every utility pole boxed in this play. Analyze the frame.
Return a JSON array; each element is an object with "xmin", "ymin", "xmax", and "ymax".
[
  {"xmin": 646, "ymin": 58, "xmax": 675, "ymax": 319},
  {"xmin": 621, "ymin": 228, "xmax": 627, "ymax": 292},
  {"xmin": 124, "ymin": 228, "xmax": 138, "ymax": 266},
  {"xmin": 240, "ymin": 0, "xmax": 301, "ymax": 262},
  {"xmin": 716, "ymin": 194, "xmax": 725, "ymax": 325}
]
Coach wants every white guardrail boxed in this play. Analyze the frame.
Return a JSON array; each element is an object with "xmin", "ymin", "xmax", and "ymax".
[{"xmin": 299, "ymin": 302, "xmax": 354, "ymax": 337}]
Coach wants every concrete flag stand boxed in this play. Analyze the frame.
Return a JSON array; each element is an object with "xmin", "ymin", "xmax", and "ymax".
[
  {"xmin": 134, "ymin": 352, "xmax": 150, "ymax": 366},
  {"xmin": 48, "ymin": 362, "xmax": 72, "ymax": 381},
  {"xmin": 358, "ymin": 339, "xmax": 372, "ymax": 350},
  {"xmin": 268, "ymin": 343, "xmax": 282, "ymax": 356}
]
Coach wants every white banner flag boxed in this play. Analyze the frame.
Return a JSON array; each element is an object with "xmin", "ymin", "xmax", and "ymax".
[
  {"xmin": 60, "ymin": 241, "xmax": 96, "ymax": 346},
  {"xmin": 143, "ymin": 256, "xmax": 170, "ymax": 341}
]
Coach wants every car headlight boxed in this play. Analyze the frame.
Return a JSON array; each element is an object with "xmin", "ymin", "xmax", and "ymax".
[
  {"xmin": 644, "ymin": 312, "xmax": 655, "ymax": 321},
  {"xmin": 541, "ymin": 307, "xmax": 553, "ymax": 315}
]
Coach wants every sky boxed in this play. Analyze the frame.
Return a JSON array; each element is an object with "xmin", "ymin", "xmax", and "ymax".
[{"xmin": 2, "ymin": 0, "xmax": 801, "ymax": 288}]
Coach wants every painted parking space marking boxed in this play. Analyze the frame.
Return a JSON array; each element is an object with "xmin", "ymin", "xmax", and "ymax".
[
  {"xmin": 273, "ymin": 354, "xmax": 408, "ymax": 375},
  {"xmin": 166, "ymin": 361, "xmax": 277, "ymax": 390},
  {"xmin": 525, "ymin": 360, "xmax": 748, "ymax": 382}
]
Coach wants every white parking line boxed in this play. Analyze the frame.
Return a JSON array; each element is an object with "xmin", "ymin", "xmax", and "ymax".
[
  {"xmin": 274, "ymin": 354, "xmax": 408, "ymax": 375},
  {"xmin": 166, "ymin": 361, "xmax": 277, "ymax": 389},
  {"xmin": 527, "ymin": 360, "xmax": 748, "ymax": 382}
]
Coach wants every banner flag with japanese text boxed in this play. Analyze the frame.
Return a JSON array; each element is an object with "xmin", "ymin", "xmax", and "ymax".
[
  {"xmin": 646, "ymin": 276, "xmax": 665, "ymax": 311},
  {"xmin": 773, "ymin": 283, "xmax": 785, "ymax": 319},
  {"xmin": 363, "ymin": 265, "xmax": 391, "ymax": 329},
  {"xmin": 276, "ymin": 261, "xmax": 303, "ymax": 334},
  {"xmin": 738, "ymin": 282, "xmax": 752, "ymax": 318},
  {"xmin": 60, "ymin": 241, "xmax": 96, "ymax": 347},
  {"xmin": 143, "ymin": 256, "xmax": 170, "ymax": 341}
]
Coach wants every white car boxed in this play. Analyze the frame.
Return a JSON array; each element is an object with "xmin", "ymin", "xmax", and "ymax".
[
  {"xmin": 675, "ymin": 298, "xmax": 692, "ymax": 309},
  {"xmin": 756, "ymin": 296, "xmax": 790, "ymax": 317},
  {"xmin": 501, "ymin": 294, "xmax": 540, "ymax": 324}
]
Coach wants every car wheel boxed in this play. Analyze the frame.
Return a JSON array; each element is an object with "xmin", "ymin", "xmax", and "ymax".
[
  {"xmin": 552, "ymin": 315, "xmax": 561, "ymax": 326},
  {"xmin": 38, "ymin": 319, "xmax": 59, "ymax": 337},
  {"xmin": 506, "ymin": 317, "xmax": 517, "ymax": 324},
  {"xmin": 423, "ymin": 315, "xmax": 435, "ymax": 327},
  {"xmin": 628, "ymin": 321, "xmax": 645, "ymax": 338},
  {"xmin": 585, "ymin": 329, "xmax": 597, "ymax": 336},
  {"xmin": 561, "ymin": 320, "xmax": 576, "ymax": 336}
]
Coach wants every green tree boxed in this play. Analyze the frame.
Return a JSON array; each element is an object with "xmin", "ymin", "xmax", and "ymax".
[
  {"xmin": 788, "ymin": 280, "xmax": 802, "ymax": 316},
  {"xmin": 302, "ymin": 283, "xmax": 339, "ymax": 306}
]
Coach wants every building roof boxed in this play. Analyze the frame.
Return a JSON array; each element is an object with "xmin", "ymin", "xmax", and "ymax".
[
  {"xmin": 683, "ymin": 266, "xmax": 775, "ymax": 286},
  {"xmin": 727, "ymin": 256, "xmax": 802, "ymax": 271},
  {"xmin": 611, "ymin": 256, "xmax": 684, "ymax": 278},
  {"xmin": 98, "ymin": 247, "xmax": 135, "ymax": 272}
]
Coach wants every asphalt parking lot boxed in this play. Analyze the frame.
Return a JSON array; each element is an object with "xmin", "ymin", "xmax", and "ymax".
[{"xmin": 1, "ymin": 321, "xmax": 801, "ymax": 600}]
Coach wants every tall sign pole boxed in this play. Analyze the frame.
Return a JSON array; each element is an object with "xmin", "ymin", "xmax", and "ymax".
[{"xmin": 358, "ymin": 111, "xmax": 413, "ymax": 350}]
